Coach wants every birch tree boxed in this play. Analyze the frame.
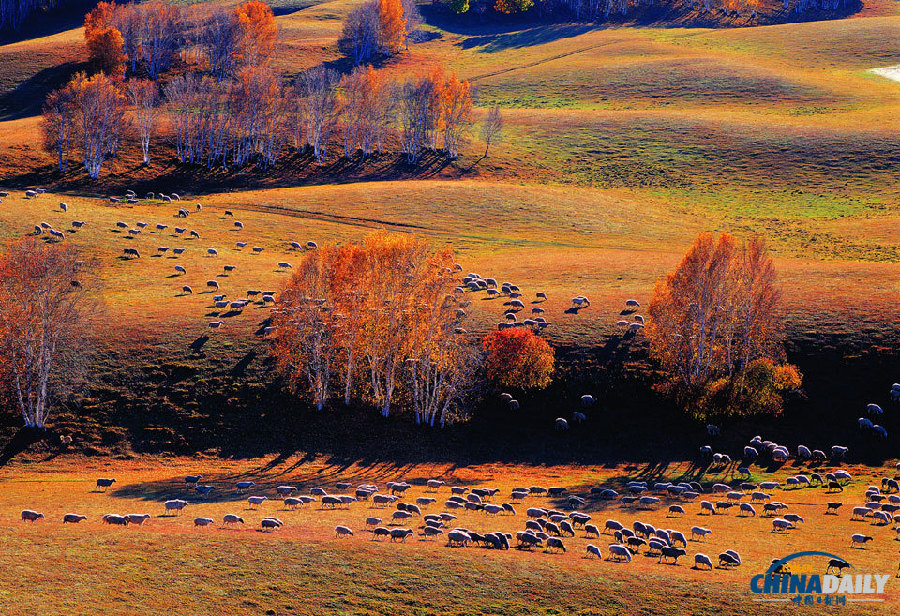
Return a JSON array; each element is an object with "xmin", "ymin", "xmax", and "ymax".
[{"xmin": 0, "ymin": 238, "xmax": 91, "ymax": 429}]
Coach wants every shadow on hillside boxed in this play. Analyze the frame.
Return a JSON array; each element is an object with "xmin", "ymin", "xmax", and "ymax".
[
  {"xmin": 457, "ymin": 24, "xmax": 600, "ymax": 53},
  {"xmin": 0, "ymin": 0, "xmax": 95, "ymax": 46},
  {"xmin": 0, "ymin": 61, "xmax": 87, "ymax": 121},
  {"xmin": 0, "ymin": 148, "xmax": 458, "ymax": 196}
]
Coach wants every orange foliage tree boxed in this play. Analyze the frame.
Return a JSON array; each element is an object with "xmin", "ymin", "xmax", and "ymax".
[
  {"xmin": 234, "ymin": 0, "xmax": 277, "ymax": 68},
  {"xmin": 84, "ymin": 2, "xmax": 126, "ymax": 76},
  {"xmin": 0, "ymin": 238, "xmax": 91, "ymax": 429},
  {"xmin": 482, "ymin": 328, "xmax": 554, "ymax": 391},
  {"xmin": 378, "ymin": 0, "xmax": 406, "ymax": 54},
  {"xmin": 647, "ymin": 233, "xmax": 798, "ymax": 417},
  {"xmin": 270, "ymin": 232, "xmax": 479, "ymax": 425}
]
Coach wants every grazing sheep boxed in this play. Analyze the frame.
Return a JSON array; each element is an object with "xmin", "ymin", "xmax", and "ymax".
[
  {"xmin": 851, "ymin": 506, "xmax": 873, "ymax": 520},
  {"xmin": 123, "ymin": 248, "xmax": 141, "ymax": 258},
  {"xmin": 306, "ymin": 241, "xmax": 318, "ymax": 249},
  {"xmin": 261, "ymin": 518, "xmax": 283, "ymax": 531},
  {"xmin": 96, "ymin": 478, "xmax": 117, "ymax": 491},
  {"xmin": 555, "ymin": 417, "xmax": 569, "ymax": 431},
  {"xmin": 691, "ymin": 526, "xmax": 712, "ymax": 540},
  {"xmin": 694, "ymin": 553, "xmax": 713, "ymax": 570},
  {"xmin": 63, "ymin": 513, "xmax": 87, "ymax": 524},
  {"xmin": 546, "ymin": 537, "xmax": 566, "ymax": 553},
  {"xmin": 668, "ymin": 504, "xmax": 685, "ymax": 517},
  {"xmin": 739, "ymin": 503, "xmax": 757, "ymax": 517},
  {"xmin": 172, "ymin": 248, "xmax": 185, "ymax": 255},
  {"xmin": 390, "ymin": 528, "xmax": 413, "ymax": 543},
  {"xmin": 234, "ymin": 221, "xmax": 244, "ymax": 230},
  {"xmin": 335, "ymin": 525, "xmax": 354, "ymax": 538},
  {"xmin": 164, "ymin": 500, "xmax": 188, "ymax": 514},
  {"xmin": 208, "ymin": 321, "xmax": 225, "ymax": 329},
  {"xmin": 252, "ymin": 247, "xmax": 264, "ymax": 253},
  {"xmin": 223, "ymin": 514, "xmax": 244, "ymax": 526},
  {"xmin": 195, "ymin": 485, "xmax": 214, "ymax": 498},
  {"xmin": 608, "ymin": 544, "xmax": 632, "ymax": 562},
  {"xmin": 236, "ymin": 481, "xmax": 256, "ymax": 493},
  {"xmin": 277, "ymin": 262, "xmax": 292, "ymax": 270},
  {"xmin": 21, "ymin": 510, "xmax": 44, "ymax": 522},
  {"xmin": 190, "ymin": 231, "xmax": 200, "ymax": 239},
  {"xmin": 102, "ymin": 514, "xmax": 129, "ymax": 526},
  {"xmin": 826, "ymin": 559, "xmax": 851, "ymax": 575},
  {"xmin": 850, "ymin": 534, "xmax": 873, "ymax": 548},
  {"xmin": 772, "ymin": 518, "xmax": 794, "ymax": 532},
  {"xmin": 194, "ymin": 517, "xmax": 215, "ymax": 528},
  {"xmin": 236, "ymin": 242, "xmax": 247, "ymax": 248},
  {"xmin": 181, "ymin": 285, "xmax": 192, "ymax": 295},
  {"xmin": 207, "ymin": 280, "xmax": 219, "ymax": 290},
  {"xmin": 719, "ymin": 552, "xmax": 741, "ymax": 568}
]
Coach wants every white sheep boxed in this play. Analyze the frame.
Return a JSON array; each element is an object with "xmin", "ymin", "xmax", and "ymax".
[{"xmin": 694, "ymin": 553, "xmax": 713, "ymax": 570}]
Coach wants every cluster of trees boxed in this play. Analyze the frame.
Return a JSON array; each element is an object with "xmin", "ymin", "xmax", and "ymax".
[
  {"xmin": 42, "ymin": 72, "xmax": 127, "ymax": 179},
  {"xmin": 270, "ymin": 232, "xmax": 481, "ymax": 427},
  {"xmin": 339, "ymin": 0, "xmax": 421, "ymax": 66},
  {"xmin": 646, "ymin": 233, "xmax": 801, "ymax": 418},
  {"xmin": 445, "ymin": 0, "xmax": 853, "ymax": 20},
  {"xmin": 0, "ymin": 238, "xmax": 91, "ymax": 430},
  {"xmin": 42, "ymin": 0, "xmax": 482, "ymax": 177},
  {"xmin": 83, "ymin": 0, "xmax": 277, "ymax": 80},
  {"xmin": 43, "ymin": 62, "xmax": 476, "ymax": 176}
]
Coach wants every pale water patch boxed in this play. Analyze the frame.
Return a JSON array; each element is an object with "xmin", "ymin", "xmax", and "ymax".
[{"xmin": 870, "ymin": 66, "xmax": 900, "ymax": 83}]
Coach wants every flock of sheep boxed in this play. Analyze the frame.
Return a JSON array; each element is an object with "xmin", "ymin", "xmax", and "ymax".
[
  {"xmin": 22, "ymin": 189, "xmax": 322, "ymax": 331},
  {"xmin": 456, "ymin": 269, "xmax": 646, "ymax": 339},
  {"xmin": 15, "ymin": 457, "xmax": 900, "ymax": 577}
]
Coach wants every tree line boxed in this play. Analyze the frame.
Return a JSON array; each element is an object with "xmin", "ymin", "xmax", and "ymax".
[
  {"xmin": 42, "ymin": 63, "xmax": 476, "ymax": 177},
  {"xmin": 42, "ymin": 1, "xmax": 483, "ymax": 178},
  {"xmin": 444, "ymin": 0, "xmax": 854, "ymax": 20}
]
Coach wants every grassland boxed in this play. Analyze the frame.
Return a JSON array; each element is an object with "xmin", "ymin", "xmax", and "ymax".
[{"xmin": 2, "ymin": 455, "xmax": 899, "ymax": 615}]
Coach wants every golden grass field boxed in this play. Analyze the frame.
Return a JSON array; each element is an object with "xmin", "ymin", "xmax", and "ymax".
[
  {"xmin": 1, "ymin": 1, "xmax": 900, "ymax": 613},
  {"xmin": 2, "ymin": 455, "xmax": 899, "ymax": 615}
]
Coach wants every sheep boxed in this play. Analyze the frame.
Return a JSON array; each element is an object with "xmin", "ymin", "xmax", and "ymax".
[
  {"xmin": 670, "ymin": 531, "xmax": 687, "ymax": 547},
  {"xmin": 247, "ymin": 496, "xmax": 269, "ymax": 509},
  {"xmin": 261, "ymin": 518, "xmax": 283, "ymax": 531},
  {"xmin": 699, "ymin": 501, "xmax": 716, "ymax": 515},
  {"xmin": 851, "ymin": 506, "xmax": 873, "ymax": 520},
  {"xmin": 209, "ymin": 321, "xmax": 224, "ymax": 329},
  {"xmin": 772, "ymin": 518, "xmax": 794, "ymax": 532},
  {"xmin": 873, "ymin": 425, "xmax": 888, "ymax": 439},
  {"xmin": 546, "ymin": 537, "xmax": 566, "ymax": 553},
  {"xmin": 604, "ymin": 519, "xmax": 623, "ymax": 533},
  {"xmin": 306, "ymin": 241, "xmax": 318, "ymax": 249},
  {"xmin": 571, "ymin": 296, "xmax": 590, "ymax": 308},
  {"xmin": 693, "ymin": 553, "xmax": 713, "ymax": 570},
  {"xmin": 668, "ymin": 504, "xmax": 685, "ymax": 517},
  {"xmin": 859, "ymin": 417, "xmax": 874, "ymax": 430},
  {"xmin": 194, "ymin": 517, "xmax": 215, "ymax": 528},
  {"xmin": 102, "ymin": 514, "xmax": 129, "ymax": 526},
  {"xmin": 826, "ymin": 559, "xmax": 851, "ymax": 575},
  {"xmin": 335, "ymin": 525, "xmax": 354, "ymax": 538},
  {"xmin": 277, "ymin": 262, "xmax": 292, "ymax": 270},
  {"xmin": 625, "ymin": 299, "xmax": 640, "ymax": 308},
  {"xmin": 223, "ymin": 514, "xmax": 244, "ymax": 527},
  {"xmin": 195, "ymin": 485, "xmax": 214, "ymax": 498},
  {"xmin": 207, "ymin": 248, "xmax": 218, "ymax": 257},
  {"xmin": 867, "ymin": 403, "xmax": 883, "ymax": 416},
  {"xmin": 825, "ymin": 502, "xmax": 843, "ymax": 515},
  {"xmin": 739, "ymin": 503, "xmax": 756, "ymax": 517},
  {"xmin": 236, "ymin": 242, "xmax": 247, "ymax": 248},
  {"xmin": 831, "ymin": 445, "xmax": 848, "ymax": 459},
  {"xmin": 123, "ymin": 248, "xmax": 141, "ymax": 258},
  {"xmin": 850, "ymin": 534, "xmax": 873, "ymax": 548},
  {"xmin": 21, "ymin": 510, "xmax": 44, "ymax": 522},
  {"xmin": 797, "ymin": 445, "xmax": 811, "ymax": 460},
  {"xmin": 175, "ymin": 227, "xmax": 186, "ymax": 234},
  {"xmin": 555, "ymin": 417, "xmax": 569, "ymax": 431},
  {"xmin": 252, "ymin": 247, "xmax": 264, "ymax": 253},
  {"xmin": 173, "ymin": 248, "xmax": 185, "ymax": 255},
  {"xmin": 447, "ymin": 530, "xmax": 472, "ymax": 547},
  {"xmin": 96, "ymin": 478, "xmax": 117, "ymax": 492},
  {"xmin": 718, "ymin": 552, "xmax": 741, "ymax": 568},
  {"xmin": 234, "ymin": 221, "xmax": 244, "ymax": 230},
  {"xmin": 190, "ymin": 231, "xmax": 200, "ymax": 239},
  {"xmin": 223, "ymin": 265, "xmax": 236, "ymax": 274},
  {"xmin": 236, "ymin": 481, "xmax": 256, "ymax": 493},
  {"xmin": 608, "ymin": 544, "xmax": 632, "ymax": 562},
  {"xmin": 63, "ymin": 513, "xmax": 87, "ymax": 524},
  {"xmin": 164, "ymin": 500, "xmax": 188, "ymax": 514},
  {"xmin": 585, "ymin": 544, "xmax": 603, "ymax": 559},
  {"xmin": 390, "ymin": 528, "xmax": 413, "ymax": 543},
  {"xmin": 784, "ymin": 513, "xmax": 804, "ymax": 525},
  {"xmin": 691, "ymin": 526, "xmax": 712, "ymax": 540},
  {"xmin": 207, "ymin": 280, "xmax": 219, "ymax": 290}
]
